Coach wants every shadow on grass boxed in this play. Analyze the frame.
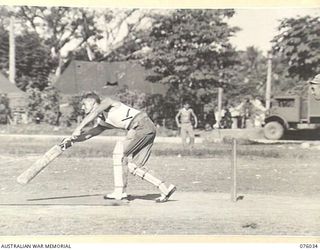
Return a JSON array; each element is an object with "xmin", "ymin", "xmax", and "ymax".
[
  {"xmin": 127, "ymin": 193, "xmax": 160, "ymax": 201},
  {"xmin": 127, "ymin": 194, "xmax": 178, "ymax": 203},
  {"xmin": 27, "ymin": 193, "xmax": 104, "ymax": 201}
]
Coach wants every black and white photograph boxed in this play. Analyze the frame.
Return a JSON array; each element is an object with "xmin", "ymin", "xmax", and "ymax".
[{"xmin": 0, "ymin": 0, "xmax": 319, "ymax": 247}]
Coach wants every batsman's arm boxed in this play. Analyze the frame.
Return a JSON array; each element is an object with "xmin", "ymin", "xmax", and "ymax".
[
  {"xmin": 73, "ymin": 125, "xmax": 108, "ymax": 142},
  {"xmin": 72, "ymin": 98, "xmax": 116, "ymax": 138}
]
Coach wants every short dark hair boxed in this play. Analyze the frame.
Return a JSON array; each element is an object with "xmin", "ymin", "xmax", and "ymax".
[
  {"xmin": 182, "ymin": 99, "xmax": 190, "ymax": 105},
  {"xmin": 82, "ymin": 92, "xmax": 101, "ymax": 104}
]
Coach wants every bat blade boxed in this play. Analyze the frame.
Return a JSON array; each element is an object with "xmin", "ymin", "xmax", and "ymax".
[{"xmin": 17, "ymin": 145, "xmax": 63, "ymax": 185}]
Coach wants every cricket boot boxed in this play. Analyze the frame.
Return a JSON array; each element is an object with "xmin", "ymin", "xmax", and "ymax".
[
  {"xmin": 104, "ymin": 188, "xmax": 128, "ymax": 200},
  {"xmin": 155, "ymin": 184, "xmax": 177, "ymax": 203}
]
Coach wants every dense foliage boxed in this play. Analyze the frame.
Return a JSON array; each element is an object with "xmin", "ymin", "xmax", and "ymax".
[
  {"xmin": 0, "ymin": 7, "xmax": 318, "ymax": 126},
  {"xmin": 272, "ymin": 16, "xmax": 320, "ymax": 81},
  {"xmin": 26, "ymin": 86, "xmax": 60, "ymax": 125},
  {"xmin": 110, "ymin": 9, "xmax": 240, "ymax": 126}
]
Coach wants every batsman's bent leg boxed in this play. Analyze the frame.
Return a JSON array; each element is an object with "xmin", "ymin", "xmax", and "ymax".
[
  {"xmin": 104, "ymin": 141, "xmax": 128, "ymax": 200},
  {"xmin": 127, "ymin": 162, "xmax": 176, "ymax": 202}
]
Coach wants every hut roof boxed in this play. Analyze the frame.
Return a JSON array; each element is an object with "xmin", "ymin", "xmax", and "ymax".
[{"xmin": 53, "ymin": 60, "xmax": 168, "ymax": 97}]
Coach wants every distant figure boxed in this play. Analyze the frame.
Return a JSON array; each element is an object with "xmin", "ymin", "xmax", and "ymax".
[
  {"xmin": 0, "ymin": 94, "xmax": 10, "ymax": 124},
  {"xmin": 235, "ymin": 96, "xmax": 266, "ymax": 128},
  {"xmin": 0, "ymin": 102, "xmax": 7, "ymax": 124},
  {"xmin": 220, "ymin": 108, "xmax": 232, "ymax": 129},
  {"xmin": 229, "ymin": 105, "xmax": 241, "ymax": 129},
  {"xmin": 309, "ymin": 74, "xmax": 320, "ymax": 100},
  {"xmin": 241, "ymin": 98, "xmax": 252, "ymax": 128},
  {"xmin": 251, "ymin": 96, "xmax": 267, "ymax": 127},
  {"xmin": 175, "ymin": 100, "xmax": 198, "ymax": 148},
  {"xmin": 203, "ymin": 104, "xmax": 216, "ymax": 130}
]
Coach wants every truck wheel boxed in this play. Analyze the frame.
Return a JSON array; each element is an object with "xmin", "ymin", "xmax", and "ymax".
[{"xmin": 264, "ymin": 121, "xmax": 284, "ymax": 140}]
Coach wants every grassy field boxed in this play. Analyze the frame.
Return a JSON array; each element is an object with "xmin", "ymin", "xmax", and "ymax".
[
  {"xmin": 0, "ymin": 124, "xmax": 178, "ymax": 137},
  {"xmin": 0, "ymin": 135, "xmax": 319, "ymax": 236},
  {"xmin": 0, "ymin": 133, "xmax": 306, "ymax": 158}
]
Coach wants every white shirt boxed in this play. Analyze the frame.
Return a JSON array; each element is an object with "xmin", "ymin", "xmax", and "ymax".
[{"xmin": 97, "ymin": 103, "xmax": 140, "ymax": 129}]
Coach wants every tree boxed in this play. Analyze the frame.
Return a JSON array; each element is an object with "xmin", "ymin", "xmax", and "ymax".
[
  {"xmin": 116, "ymin": 9, "xmax": 240, "ymax": 125},
  {"xmin": 0, "ymin": 7, "xmax": 10, "ymax": 29},
  {"xmin": 15, "ymin": 7, "xmax": 153, "ymax": 78},
  {"xmin": 270, "ymin": 54, "xmax": 305, "ymax": 96},
  {"xmin": 15, "ymin": 32, "xmax": 56, "ymax": 90},
  {"xmin": 41, "ymin": 86, "xmax": 60, "ymax": 125},
  {"xmin": 0, "ymin": 26, "xmax": 9, "ymax": 75},
  {"xmin": 145, "ymin": 10, "xmax": 239, "ymax": 87},
  {"xmin": 272, "ymin": 15, "xmax": 320, "ymax": 81},
  {"xmin": 226, "ymin": 46, "xmax": 267, "ymax": 102},
  {"xmin": 86, "ymin": 9, "xmax": 158, "ymax": 62},
  {"xmin": 0, "ymin": 25, "xmax": 55, "ymax": 90},
  {"xmin": 16, "ymin": 6, "xmax": 99, "ymax": 78},
  {"xmin": 115, "ymin": 86, "xmax": 147, "ymax": 110},
  {"xmin": 26, "ymin": 87, "xmax": 43, "ymax": 122},
  {"xmin": 145, "ymin": 94, "xmax": 177, "ymax": 127},
  {"xmin": 26, "ymin": 86, "xmax": 60, "ymax": 125},
  {"xmin": 0, "ymin": 7, "xmax": 12, "ymax": 76}
]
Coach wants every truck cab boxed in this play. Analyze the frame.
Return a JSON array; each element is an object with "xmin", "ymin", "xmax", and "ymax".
[{"xmin": 264, "ymin": 88, "xmax": 320, "ymax": 140}]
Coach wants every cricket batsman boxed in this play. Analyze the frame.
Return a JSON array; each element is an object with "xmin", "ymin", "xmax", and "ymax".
[{"xmin": 63, "ymin": 92, "xmax": 176, "ymax": 203}]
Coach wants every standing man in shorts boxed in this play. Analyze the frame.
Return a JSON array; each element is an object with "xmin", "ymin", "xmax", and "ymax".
[
  {"xmin": 64, "ymin": 92, "xmax": 176, "ymax": 203},
  {"xmin": 175, "ymin": 100, "xmax": 198, "ymax": 149}
]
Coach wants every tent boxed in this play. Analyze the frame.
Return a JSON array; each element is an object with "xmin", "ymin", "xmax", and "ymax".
[
  {"xmin": 0, "ymin": 72, "xmax": 27, "ymax": 110},
  {"xmin": 53, "ymin": 60, "xmax": 168, "ymax": 97}
]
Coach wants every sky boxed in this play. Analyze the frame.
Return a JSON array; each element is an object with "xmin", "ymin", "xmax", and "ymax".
[
  {"xmin": 228, "ymin": 8, "xmax": 320, "ymax": 54},
  {"xmin": 95, "ymin": 7, "xmax": 320, "ymax": 57},
  {"xmin": 8, "ymin": 6, "xmax": 319, "ymax": 57}
]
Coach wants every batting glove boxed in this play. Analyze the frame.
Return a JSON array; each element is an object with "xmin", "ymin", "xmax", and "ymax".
[{"xmin": 60, "ymin": 137, "xmax": 74, "ymax": 151}]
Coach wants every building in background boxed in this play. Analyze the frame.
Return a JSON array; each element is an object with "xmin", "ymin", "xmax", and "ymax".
[
  {"xmin": 53, "ymin": 60, "xmax": 168, "ymax": 98},
  {"xmin": 0, "ymin": 72, "xmax": 28, "ymax": 124}
]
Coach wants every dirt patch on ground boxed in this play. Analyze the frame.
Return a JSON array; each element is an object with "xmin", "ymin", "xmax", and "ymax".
[{"xmin": 0, "ymin": 192, "xmax": 318, "ymax": 235}]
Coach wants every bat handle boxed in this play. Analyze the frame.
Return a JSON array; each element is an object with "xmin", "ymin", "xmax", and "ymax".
[
  {"xmin": 70, "ymin": 135, "xmax": 79, "ymax": 142},
  {"xmin": 60, "ymin": 137, "xmax": 75, "ymax": 151}
]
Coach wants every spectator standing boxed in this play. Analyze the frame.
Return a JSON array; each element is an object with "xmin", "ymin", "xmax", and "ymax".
[
  {"xmin": 175, "ymin": 100, "xmax": 198, "ymax": 149},
  {"xmin": 203, "ymin": 103, "xmax": 216, "ymax": 130}
]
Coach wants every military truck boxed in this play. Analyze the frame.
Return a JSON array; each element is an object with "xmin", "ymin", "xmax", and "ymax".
[{"xmin": 264, "ymin": 89, "xmax": 320, "ymax": 140}]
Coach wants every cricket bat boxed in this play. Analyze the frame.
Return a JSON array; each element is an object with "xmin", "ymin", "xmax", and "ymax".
[{"xmin": 17, "ymin": 144, "xmax": 64, "ymax": 185}]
